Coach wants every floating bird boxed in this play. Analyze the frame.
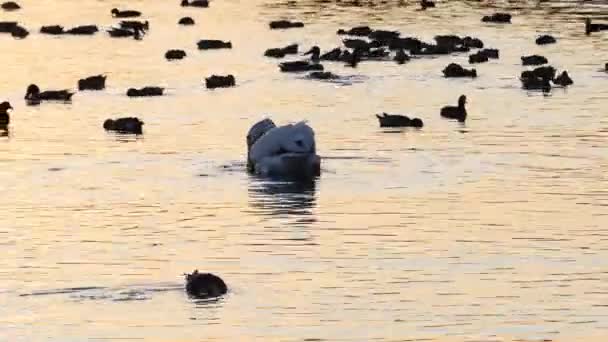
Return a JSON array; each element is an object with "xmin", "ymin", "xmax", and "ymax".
[
  {"xmin": 10, "ymin": 24, "xmax": 28, "ymax": 39},
  {"xmin": 0, "ymin": 101, "xmax": 12, "ymax": 127},
  {"xmin": 24, "ymin": 84, "xmax": 74, "ymax": 104},
  {"xmin": 1, "ymin": 1, "xmax": 20, "ymax": 11},
  {"xmin": 536, "ymin": 35, "xmax": 556, "ymax": 45},
  {"xmin": 0, "ymin": 21, "xmax": 18, "ymax": 33},
  {"xmin": 119, "ymin": 20, "xmax": 148, "ymax": 32},
  {"xmin": 585, "ymin": 18, "xmax": 608, "ymax": 35},
  {"xmin": 103, "ymin": 117, "xmax": 143, "ymax": 134},
  {"xmin": 265, "ymin": 44, "xmax": 298, "ymax": 58},
  {"xmin": 181, "ymin": 0, "xmax": 209, "ymax": 7},
  {"xmin": 307, "ymin": 71, "xmax": 340, "ymax": 80},
  {"xmin": 165, "ymin": 49, "xmax": 187, "ymax": 60},
  {"xmin": 111, "ymin": 8, "xmax": 141, "ymax": 18},
  {"xmin": 269, "ymin": 20, "xmax": 304, "ymax": 29},
  {"xmin": 443, "ymin": 63, "xmax": 477, "ymax": 78},
  {"xmin": 178, "ymin": 17, "xmax": 195, "ymax": 25},
  {"xmin": 108, "ymin": 27, "xmax": 143, "ymax": 40},
  {"xmin": 205, "ymin": 75, "xmax": 236, "ymax": 89},
  {"xmin": 482, "ymin": 13, "xmax": 512, "ymax": 23},
  {"xmin": 279, "ymin": 61, "xmax": 324, "ymax": 72},
  {"xmin": 184, "ymin": 270, "xmax": 227, "ymax": 299},
  {"xmin": 337, "ymin": 26, "xmax": 372, "ymax": 36},
  {"xmin": 78, "ymin": 75, "xmax": 106, "ymax": 90},
  {"xmin": 126, "ymin": 87, "xmax": 164, "ymax": 97},
  {"xmin": 197, "ymin": 39, "xmax": 232, "ymax": 49},
  {"xmin": 479, "ymin": 48, "xmax": 499, "ymax": 59},
  {"xmin": 440, "ymin": 95, "xmax": 468, "ymax": 122},
  {"xmin": 247, "ymin": 118, "xmax": 321, "ymax": 180},
  {"xmin": 66, "ymin": 25, "xmax": 98, "ymax": 35},
  {"xmin": 40, "ymin": 25, "xmax": 65, "ymax": 35},
  {"xmin": 376, "ymin": 113, "xmax": 423, "ymax": 128},
  {"xmin": 521, "ymin": 55, "xmax": 548, "ymax": 66}
]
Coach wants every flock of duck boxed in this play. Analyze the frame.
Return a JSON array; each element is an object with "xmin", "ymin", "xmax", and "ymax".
[{"xmin": 2, "ymin": 0, "xmax": 608, "ymax": 298}]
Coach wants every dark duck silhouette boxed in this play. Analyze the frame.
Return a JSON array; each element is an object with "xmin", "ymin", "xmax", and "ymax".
[
  {"xmin": 66, "ymin": 25, "xmax": 98, "ymax": 35},
  {"xmin": 126, "ymin": 87, "xmax": 164, "ymax": 97},
  {"xmin": 376, "ymin": 113, "xmax": 423, "ymax": 128},
  {"xmin": 78, "ymin": 75, "xmax": 106, "ymax": 91},
  {"xmin": 108, "ymin": 27, "xmax": 143, "ymax": 40},
  {"xmin": 482, "ymin": 13, "xmax": 512, "ymax": 23},
  {"xmin": 265, "ymin": 44, "xmax": 298, "ymax": 58},
  {"xmin": 585, "ymin": 18, "xmax": 608, "ymax": 35},
  {"xmin": 178, "ymin": 17, "xmax": 195, "ymax": 25},
  {"xmin": 2, "ymin": 1, "xmax": 20, "ymax": 11},
  {"xmin": 205, "ymin": 75, "xmax": 236, "ymax": 89},
  {"xmin": 469, "ymin": 51, "xmax": 489, "ymax": 64},
  {"xmin": 443, "ymin": 63, "xmax": 477, "ymax": 78},
  {"xmin": 197, "ymin": 39, "xmax": 232, "ymax": 50},
  {"xmin": 103, "ymin": 117, "xmax": 143, "ymax": 134},
  {"xmin": 420, "ymin": 0, "xmax": 435, "ymax": 10},
  {"xmin": 25, "ymin": 84, "xmax": 74, "ymax": 104},
  {"xmin": 303, "ymin": 46, "xmax": 344, "ymax": 61},
  {"xmin": 269, "ymin": 20, "xmax": 304, "ymax": 29},
  {"xmin": 440, "ymin": 95, "xmax": 467, "ymax": 122},
  {"xmin": 10, "ymin": 24, "xmax": 28, "ymax": 39},
  {"xmin": 279, "ymin": 61, "xmax": 324, "ymax": 72},
  {"xmin": 520, "ymin": 66, "xmax": 554, "ymax": 92},
  {"xmin": 0, "ymin": 101, "xmax": 12, "ymax": 128},
  {"xmin": 40, "ymin": 25, "xmax": 65, "ymax": 35},
  {"xmin": 111, "ymin": 8, "xmax": 141, "ymax": 18},
  {"xmin": 181, "ymin": 0, "xmax": 209, "ymax": 7},
  {"xmin": 337, "ymin": 26, "xmax": 372, "ymax": 36},
  {"xmin": 479, "ymin": 48, "xmax": 499, "ymax": 59},
  {"xmin": 553, "ymin": 70, "xmax": 573, "ymax": 87},
  {"xmin": 184, "ymin": 270, "xmax": 227, "ymax": 299},
  {"xmin": 165, "ymin": 49, "xmax": 187, "ymax": 60},
  {"xmin": 536, "ymin": 35, "xmax": 556, "ymax": 45},
  {"xmin": 119, "ymin": 20, "xmax": 149, "ymax": 32},
  {"xmin": 521, "ymin": 55, "xmax": 548, "ymax": 66},
  {"xmin": 0, "ymin": 21, "xmax": 18, "ymax": 33},
  {"xmin": 307, "ymin": 71, "xmax": 340, "ymax": 80}
]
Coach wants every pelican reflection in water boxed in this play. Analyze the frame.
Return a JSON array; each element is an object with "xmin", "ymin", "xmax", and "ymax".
[{"xmin": 247, "ymin": 177, "xmax": 317, "ymax": 218}]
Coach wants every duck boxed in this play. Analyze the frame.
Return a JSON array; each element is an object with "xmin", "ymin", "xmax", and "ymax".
[
  {"xmin": 389, "ymin": 37, "xmax": 424, "ymax": 51},
  {"xmin": 111, "ymin": 8, "xmax": 141, "ymax": 18},
  {"xmin": 443, "ymin": 63, "xmax": 477, "ymax": 78},
  {"xmin": 394, "ymin": 49, "xmax": 410, "ymax": 64},
  {"xmin": 376, "ymin": 113, "xmax": 423, "ymax": 128},
  {"xmin": 269, "ymin": 20, "xmax": 304, "ymax": 29},
  {"xmin": 469, "ymin": 51, "xmax": 489, "ymax": 64},
  {"xmin": 181, "ymin": 0, "xmax": 209, "ymax": 7},
  {"xmin": 553, "ymin": 70, "xmax": 573, "ymax": 87},
  {"xmin": 440, "ymin": 95, "xmax": 467, "ymax": 122},
  {"xmin": 307, "ymin": 71, "xmax": 340, "ymax": 80},
  {"xmin": 463, "ymin": 36, "xmax": 484, "ymax": 49},
  {"xmin": 205, "ymin": 74, "xmax": 236, "ymax": 89},
  {"xmin": 0, "ymin": 101, "xmax": 12, "ymax": 127},
  {"xmin": 165, "ymin": 49, "xmax": 187, "ymax": 60},
  {"xmin": 420, "ymin": 0, "xmax": 435, "ymax": 10},
  {"xmin": 279, "ymin": 61, "xmax": 324, "ymax": 72},
  {"xmin": 103, "ymin": 117, "xmax": 143, "ymax": 134},
  {"xmin": 40, "ymin": 25, "xmax": 65, "ymax": 35},
  {"xmin": 337, "ymin": 26, "xmax": 372, "ymax": 36},
  {"xmin": 119, "ymin": 20, "xmax": 149, "ymax": 32},
  {"xmin": 178, "ymin": 17, "xmax": 195, "ymax": 25},
  {"xmin": 1, "ymin": 1, "xmax": 19, "ymax": 11},
  {"xmin": 0, "ymin": 21, "xmax": 18, "ymax": 33},
  {"xmin": 107, "ymin": 27, "xmax": 143, "ymax": 40},
  {"xmin": 78, "ymin": 75, "xmax": 106, "ymax": 90},
  {"xmin": 479, "ymin": 48, "xmax": 499, "ymax": 59},
  {"xmin": 24, "ymin": 84, "xmax": 74, "ymax": 104},
  {"xmin": 10, "ymin": 24, "xmax": 28, "ymax": 39},
  {"xmin": 585, "ymin": 18, "xmax": 608, "ymax": 35},
  {"xmin": 264, "ymin": 44, "xmax": 298, "ymax": 58},
  {"xmin": 66, "ymin": 25, "xmax": 99, "ymax": 35},
  {"xmin": 521, "ymin": 54, "xmax": 548, "ymax": 66},
  {"xmin": 247, "ymin": 118, "xmax": 321, "ymax": 180},
  {"xmin": 536, "ymin": 35, "xmax": 556, "ymax": 45},
  {"xmin": 184, "ymin": 270, "xmax": 227, "ymax": 299},
  {"xmin": 369, "ymin": 29, "xmax": 400, "ymax": 44},
  {"xmin": 197, "ymin": 39, "xmax": 232, "ymax": 50},
  {"xmin": 126, "ymin": 87, "xmax": 164, "ymax": 97},
  {"xmin": 482, "ymin": 13, "xmax": 512, "ymax": 23},
  {"xmin": 520, "ymin": 74, "xmax": 551, "ymax": 92}
]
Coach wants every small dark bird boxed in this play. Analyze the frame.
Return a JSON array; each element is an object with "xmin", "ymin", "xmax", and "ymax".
[
  {"xmin": 197, "ymin": 39, "xmax": 232, "ymax": 50},
  {"xmin": 269, "ymin": 20, "xmax": 304, "ymax": 29},
  {"xmin": 1, "ymin": 1, "xmax": 20, "ymax": 11},
  {"xmin": 119, "ymin": 20, "xmax": 149, "ymax": 32},
  {"xmin": 10, "ymin": 25, "xmax": 28, "ymax": 39},
  {"xmin": 585, "ymin": 18, "xmax": 608, "ymax": 35},
  {"xmin": 376, "ymin": 113, "xmax": 423, "ymax": 128},
  {"xmin": 0, "ymin": 21, "xmax": 18, "ymax": 33},
  {"xmin": 462, "ymin": 36, "xmax": 484, "ymax": 49},
  {"xmin": 111, "ymin": 8, "xmax": 141, "ymax": 18},
  {"xmin": 479, "ymin": 48, "xmax": 499, "ymax": 59},
  {"xmin": 185, "ymin": 270, "xmax": 227, "ymax": 299},
  {"xmin": 0, "ymin": 101, "xmax": 12, "ymax": 127},
  {"xmin": 553, "ymin": 71, "xmax": 573, "ymax": 86},
  {"xmin": 103, "ymin": 117, "xmax": 143, "ymax": 134},
  {"xmin": 520, "ymin": 65, "xmax": 556, "ymax": 89},
  {"xmin": 440, "ymin": 95, "xmax": 468, "ymax": 122},
  {"xmin": 78, "ymin": 75, "xmax": 106, "ymax": 91},
  {"xmin": 205, "ymin": 75, "xmax": 236, "ymax": 89},
  {"xmin": 25, "ymin": 84, "xmax": 74, "ymax": 104},
  {"xmin": 108, "ymin": 27, "xmax": 143, "ymax": 40},
  {"xmin": 521, "ymin": 55, "xmax": 548, "ymax": 66},
  {"xmin": 178, "ymin": 17, "xmax": 195, "ymax": 25},
  {"xmin": 536, "ymin": 35, "xmax": 556, "ymax": 45},
  {"xmin": 307, "ymin": 71, "xmax": 340, "ymax": 80},
  {"xmin": 443, "ymin": 63, "xmax": 477, "ymax": 78},
  {"xmin": 165, "ymin": 49, "xmax": 187, "ymax": 60},
  {"xmin": 126, "ymin": 87, "xmax": 164, "ymax": 97},
  {"xmin": 469, "ymin": 51, "xmax": 489, "ymax": 64},
  {"xmin": 66, "ymin": 25, "xmax": 99, "ymax": 35},
  {"xmin": 181, "ymin": 0, "xmax": 209, "ymax": 7},
  {"xmin": 420, "ymin": 0, "xmax": 435, "ymax": 10},
  {"xmin": 394, "ymin": 49, "xmax": 410, "ymax": 64},
  {"xmin": 279, "ymin": 61, "xmax": 324, "ymax": 72},
  {"xmin": 482, "ymin": 13, "xmax": 512, "ymax": 23},
  {"xmin": 265, "ymin": 44, "xmax": 298, "ymax": 58},
  {"xmin": 40, "ymin": 25, "xmax": 65, "ymax": 35},
  {"xmin": 337, "ymin": 26, "xmax": 372, "ymax": 36}
]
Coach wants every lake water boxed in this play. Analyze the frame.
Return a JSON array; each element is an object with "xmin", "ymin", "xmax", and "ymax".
[{"xmin": 1, "ymin": 0, "xmax": 607, "ymax": 341}]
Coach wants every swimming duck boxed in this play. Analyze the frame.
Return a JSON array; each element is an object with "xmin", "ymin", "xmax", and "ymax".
[
  {"xmin": 178, "ymin": 17, "xmax": 195, "ymax": 25},
  {"xmin": 440, "ymin": 95, "xmax": 467, "ymax": 122},
  {"xmin": 376, "ymin": 113, "xmax": 423, "ymax": 128},
  {"xmin": 394, "ymin": 49, "xmax": 410, "ymax": 64},
  {"xmin": 119, "ymin": 20, "xmax": 149, "ymax": 32},
  {"xmin": 108, "ymin": 27, "xmax": 143, "ymax": 40},
  {"xmin": 463, "ymin": 36, "xmax": 484, "ymax": 49},
  {"xmin": 165, "ymin": 49, "xmax": 187, "ymax": 60},
  {"xmin": 420, "ymin": 0, "xmax": 435, "ymax": 10},
  {"xmin": 184, "ymin": 270, "xmax": 227, "ymax": 299},
  {"xmin": 205, "ymin": 74, "xmax": 236, "ymax": 89},
  {"xmin": 0, "ymin": 101, "xmax": 12, "ymax": 127},
  {"xmin": 103, "ymin": 117, "xmax": 143, "ymax": 134},
  {"xmin": 553, "ymin": 70, "xmax": 573, "ymax": 86},
  {"xmin": 520, "ymin": 74, "xmax": 551, "ymax": 92},
  {"xmin": 469, "ymin": 51, "xmax": 489, "ymax": 64},
  {"xmin": 0, "ymin": 21, "xmax": 18, "ymax": 33},
  {"xmin": 585, "ymin": 18, "xmax": 608, "ymax": 35},
  {"xmin": 78, "ymin": 75, "xmax": 106, "ymax": 90},
  {"xmin": 369, "ymin": 29, "xmax": 400, "ymax": 44},
  {"xmin": 521, "ymin": 55, "xmax": 548, "ymax": 66},
  {"xmin": 247, "ymin": 118, "xmax": 321, "ymax": 180},
  {"xmin": 307, "ymin": 71, "xmax": 340, "ymax": 80},
  {"xmin": 66, "ymin": 25, "xmax": 99, "ymax": 35},
  {"xmin": 337, "ymin": 26, "xmax": 372, "ymax": 36},
  {"xmin": 181, "ymin": 0, "xmax": 209, "ymax": 7},
  {"xmin": 111, "ymin": 8, "xmax": 141, "ymax": 18},
  {"xmin": 320, "ymin": 47, "xmax": 343, "ymax": 61},
  {"xmin": 126, "ymin": 87, "xmax": 164, "ymax": 97},
  {"xmin": 1, "ymin": 1, "xmax": 19, "ymax": 11},
  {"xmin": 197, "ymin": 39, "xmax": 232, "ymax": 50},
  {"xmin": 482, "ymin": 13, "xmax": 512, "ymax": 23},
  {"xmin": 40, "ymin": 25, "xmax": 65, "ymax": 35},
  {"xmin": 10, "ymin": 24, "xmax": 28, "ymax": 39},
  {"xmin": 389, "ymin": 37, "xmax": 424, "ymax": 51},
  {"xmin": 279, "ymin": 61, "xmax": 324, "ymax": 72},
  {"xmin": 264, "ymin": 44, "xmax": 298, "ymax": 58},
  {"xmin": 521, "ymin": 66, "xmax": 556, "ymax": 82},
  {"xmin": 25, "ymin": 84, "xmax": 74, "ymax": 104},
  {"xmin": 479, "ymin": 48, "xmax": 499, "ymax": 59},
  {"xmin": 269, "ymin": 20, "xmax": 304, "ymax": 29},
  {"xmin": 443, "ymin": 63, "xmax": 477, "ymax": 78},
  {"xmin": 343, "ymin": 38, "xmax": 375, "ymax": 51},
  {"xmin": 536, "ymin": 35, "xmax": 556, "ymax": 45}
]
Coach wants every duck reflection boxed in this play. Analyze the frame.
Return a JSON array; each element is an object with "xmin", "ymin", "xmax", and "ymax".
[{"xmin": 248, "ymin": 176, "xmax": 317, "ymax": 219}]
